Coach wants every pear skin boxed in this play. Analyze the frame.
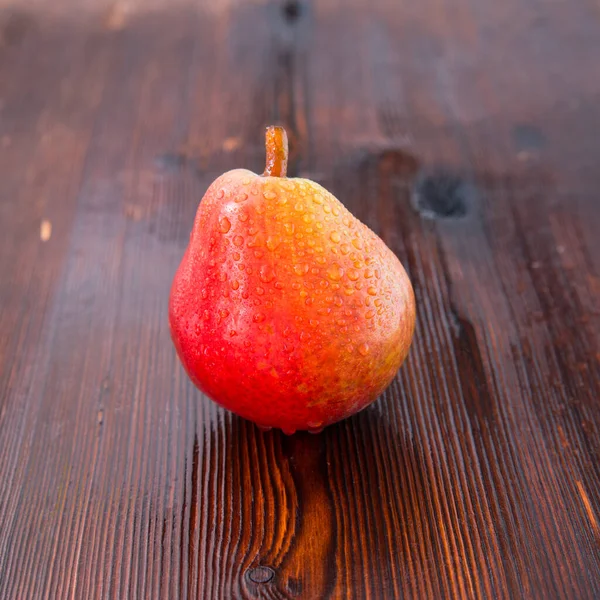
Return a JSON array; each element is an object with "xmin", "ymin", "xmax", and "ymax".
[{"xmin": 169, "ymin": 127, "xmax": 415, "ymax": 433}]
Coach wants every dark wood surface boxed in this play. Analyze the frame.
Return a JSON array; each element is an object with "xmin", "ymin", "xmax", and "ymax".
[{"xmin": 1, "ymin": 0, "xmax": 600, "ymax": 598}]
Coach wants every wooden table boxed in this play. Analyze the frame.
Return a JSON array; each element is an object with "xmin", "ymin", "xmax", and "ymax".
[{"xmin": 1, "ymin": 0, "xmax": 599, "ymax": 598}]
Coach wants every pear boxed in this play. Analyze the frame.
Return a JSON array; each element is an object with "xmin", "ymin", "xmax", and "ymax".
[{"xmin": 169, "ymin": 126, "xmax": 415, "ymax": 434}]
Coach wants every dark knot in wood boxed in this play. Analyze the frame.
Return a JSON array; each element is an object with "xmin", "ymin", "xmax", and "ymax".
[
  {"xmin": 283, "ymin": 0, "xmax": 302, "ymax": 23},
  {"xmin": 412, "ymin": 169, "xmax": 474, "ymax": 218},
  {"xmin": 247, "ymin": 566, "xmax": 275, "ymax": 584}
]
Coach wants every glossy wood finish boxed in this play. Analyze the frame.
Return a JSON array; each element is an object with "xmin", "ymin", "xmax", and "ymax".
[{"xmin": 1, "ymin": 0, "xmax": 599, "ymax": 598}]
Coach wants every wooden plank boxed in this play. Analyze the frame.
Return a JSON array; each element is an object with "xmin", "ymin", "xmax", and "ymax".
[{"xmin": 0, "ymin": 0, "xmax": 599, "ymax": 598}]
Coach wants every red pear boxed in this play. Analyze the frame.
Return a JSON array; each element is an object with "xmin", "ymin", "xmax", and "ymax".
[{"xmin": 169, "ymin": 127, "xmax": 415, "ymax": 433}]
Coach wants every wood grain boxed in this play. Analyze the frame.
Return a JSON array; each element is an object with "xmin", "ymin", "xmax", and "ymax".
[{"xmin": 1, "ymin": 0, "xmax": 599, "ymax": 598}]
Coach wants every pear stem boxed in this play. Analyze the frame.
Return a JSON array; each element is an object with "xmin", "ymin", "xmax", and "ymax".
[{"xmin": 263, "ymin": 126, "xmax": 288, "ymax": 177}]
